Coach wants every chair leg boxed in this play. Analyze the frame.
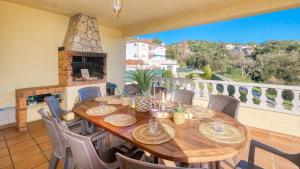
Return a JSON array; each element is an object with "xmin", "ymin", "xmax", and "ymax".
[
  {"xmin": 64, "ymin": 149, "xmax": 74, "ymax": 169},
  {"xmin": 49, "ymin": 152, "xmax": 59, "ymax": 169}
]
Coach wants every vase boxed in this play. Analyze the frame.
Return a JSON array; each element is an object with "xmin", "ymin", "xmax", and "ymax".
[
  {"xmin": 121, "ymin": 96, "xmax": 130, "ymax": 106},
  {"xmin": 135, "ymin": 95, "xmax": 151, "ymax": 112},
  {"xmin": 173, "ymin": 113, "xmax": 185, "ymax": 124}
]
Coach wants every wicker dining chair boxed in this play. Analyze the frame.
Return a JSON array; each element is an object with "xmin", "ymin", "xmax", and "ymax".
[
  {"xmin": 38, "ymin": 108, "xmax": 73, "ymax": 169},
  {"xmin": 151, "ymin": 86, "xmax": 167, "ymax": 100},
  {"xmin": 60, "ymin": 124, "xmax": 136, "ymax": 169},
  {"xmin": 124, "ymin": 84, "xmax": 141, "ymax": 96},
  {"xmin": 208, "ymin": 95, "xmax": 240, "ymax": 119},
  {"xmin": 78, "ymin": 86, "xmax": 103, "ymax": 133},
  {"xmin": 235, "ymin": 139, "xmax": 300, "ymax": 169},
  {"xmin": 78, "ymin": 86, "xmax": 102, "ymax": 101},
  {"xmin": 44, "ymin": 96, "xmax": 83, "ymax": 134},
  {"xmin": 116, "ymin": 153, "xmax": 204, "ymax": 169},
  {"xmin": 171, "ymin": 89, "xmax": 195, "ymax": 105}
]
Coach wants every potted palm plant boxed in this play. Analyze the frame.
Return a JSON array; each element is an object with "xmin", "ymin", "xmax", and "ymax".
[{"xmin": 127, "ymin": 67, "xmax": 155, "ymax": 112}]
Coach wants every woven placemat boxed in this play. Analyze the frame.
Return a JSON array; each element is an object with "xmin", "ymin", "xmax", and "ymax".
[
  {"xmin": 95, "ymin": 96, "xmax": 122, "ymax": 105},
  {"xmin": 86, "ymin": 105, "xmax": 117, "ymax": 116},
  {"xmin": 104, "ymin": 114, "xmax": 137, "ymax": 127},
  {"xmin": 132, "ymin": 124, "xmax": 175, "ymax": 145},
  {"xmin": 185, "ymin": 106, "xmax": 215, "ymax": 119},
  {"xmin": 199, "ymin": 122, "xmax": 245, "ymax": 144}
]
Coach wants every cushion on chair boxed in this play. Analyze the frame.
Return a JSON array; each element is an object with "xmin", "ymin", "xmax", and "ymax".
[{"xmin": 235, "ymin": 160, "xmax": 263, "ymax": 169}]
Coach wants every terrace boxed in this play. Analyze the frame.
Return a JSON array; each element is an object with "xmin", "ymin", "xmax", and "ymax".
[{"xmin": 0, "ymin": 0, "xmax": 300, "ymax": 169}]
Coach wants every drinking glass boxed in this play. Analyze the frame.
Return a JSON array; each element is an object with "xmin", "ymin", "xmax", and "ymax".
[
  {"xmin": 213, "ymin": 119, "xmax": 224, "ymax": 133},
  {"xmin": 149, "ymin": 118, "xmax": 158, "ymax": 134},
  {"xmin": 99, "ymin": 102, "xmax": 106, "ymax": 113}
]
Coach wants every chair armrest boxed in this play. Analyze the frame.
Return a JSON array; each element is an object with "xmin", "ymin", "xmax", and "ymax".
[
  {"xmin": 88, "ymin": 130, "xmax": 107, "ymax": 143},
  {"xmin": 248, "ymin": 140, "xmax": 297, "ymax": 165},
  {"xmin": 66, "ymin": 119, "xmax": 82, "ymax": 128}
]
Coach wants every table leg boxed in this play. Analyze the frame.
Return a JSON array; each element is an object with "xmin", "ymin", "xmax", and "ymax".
[{"xmin": 154, "ymin": 156, "xmax": 159, "ymax": 164}]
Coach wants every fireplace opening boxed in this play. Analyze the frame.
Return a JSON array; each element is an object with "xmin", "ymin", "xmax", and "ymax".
[{"xmin": 71, "ymin": 55, "xmax": 106, "ymax": 81}]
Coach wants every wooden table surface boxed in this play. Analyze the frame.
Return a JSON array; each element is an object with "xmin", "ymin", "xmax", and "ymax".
[{"xmin": 72, "ymin": 100, "xmax": 248, "ymax": 163}]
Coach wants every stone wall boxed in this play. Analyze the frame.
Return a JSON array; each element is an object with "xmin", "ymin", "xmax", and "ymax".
[{"xmin": 63, "ymin": 14, "xmax": 103, "ymax": 53}]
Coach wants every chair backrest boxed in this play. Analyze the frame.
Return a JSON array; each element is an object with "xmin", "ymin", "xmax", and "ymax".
[
  {"xmin": 171, "ymin": 89, "xmax": 194, "ymax": 105},
  {"xmin": 116, "ymin": 153, "xmax": 203, "ymax": 169},
  {"xmin": 38, "ymin": 108, "xmax": 66, "ymax": 159},
  {"xmin": 44, "ymin": 96, "xmax": 63, "ymax": 121},
  {"xmin": 60, "ymin": 125, "xmax": 106, "ymax": 169},
  {"xmin": 208, "ymin": 95, "xmax": 240, "ymax": 119},
  {"xmin": 248, "ymin": 139, "xmax": 300, "ymax": 168},
  {"xmin": 124, "ymin": 84, "xmax": 141, "ymax": 96},
  {"xmin": 151, "ymin": 87, "xmax": 167, "ymax": 100},
  {"xmin": 78, "ymin": 86, "xmax": 101, "ymax": 101}
]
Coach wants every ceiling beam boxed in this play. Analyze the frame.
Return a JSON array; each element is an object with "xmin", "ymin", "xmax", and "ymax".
[{"xmin": 122, "ymin": 0, "xmax": 300, "ymax": 37}]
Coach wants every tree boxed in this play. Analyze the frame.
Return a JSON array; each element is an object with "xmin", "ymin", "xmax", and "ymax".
[
  {"xmin": 239, "ymin": 57, "xmax": 258, "ymax": 77},
  {"xmin": 203, "ymin": 65, "xmax": 213, "ymax": 80},
  {"xmin": 152, "ymin": 38, "xmax": 162, "ymax": 44}
]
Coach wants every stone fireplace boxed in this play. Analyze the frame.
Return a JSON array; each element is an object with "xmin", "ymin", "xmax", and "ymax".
[{"xmin": 59, "ymin": 14, "xmax": 107, "ymax": 86}]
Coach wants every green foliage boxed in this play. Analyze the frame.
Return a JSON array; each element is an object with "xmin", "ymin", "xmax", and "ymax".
[
  {"xmin": 162, "ymin": 70, "xmax": 173, "ymax": 78},
  {"xmin": 203, "ymin": 65, "xmax": 212, "ymax": 80},
  {"xmin": 186, "ymin": 41, "xmax": 228, "ymax": 73},
  {"xmin": 185, "ymin": 73, "xmax": 201, "ymax": 79},
  {"xmin": 152, "ymin": 38, "xmax": 162, "ymax": 44},
  {"xmin": 126, "ymin": 67, "xmax": 156, "ymax": 94}
]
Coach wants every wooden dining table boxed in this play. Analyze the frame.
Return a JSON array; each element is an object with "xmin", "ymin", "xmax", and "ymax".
[{"xmin": 72, "ymin": 99, "xmax": 248, "ymax": 168}]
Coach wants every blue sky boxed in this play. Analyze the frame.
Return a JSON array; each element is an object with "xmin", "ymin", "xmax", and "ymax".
[{"xmin": 139, "ymin": 7, "xmax": 300, "ymax": 44}]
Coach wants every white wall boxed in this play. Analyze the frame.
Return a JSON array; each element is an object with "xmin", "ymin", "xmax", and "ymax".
[{"xmin": 0, "ymin": 1, "xmax": 126, "ymax": 126}]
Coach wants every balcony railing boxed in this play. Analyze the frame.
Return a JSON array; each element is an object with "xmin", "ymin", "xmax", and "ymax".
[{"xmin": 157, "ymin": 78, "xmax": 300, "ymax": 115}]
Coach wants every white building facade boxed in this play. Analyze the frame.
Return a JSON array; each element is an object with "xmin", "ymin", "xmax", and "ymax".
[{"xmin": 126, "ymin": 39, "xmax": 179, "ymax": 76}]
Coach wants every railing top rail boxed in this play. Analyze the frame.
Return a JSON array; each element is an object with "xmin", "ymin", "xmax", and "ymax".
[{"xmin": 159, "ymin": 77, "xmax": 300, "ymax": 91}]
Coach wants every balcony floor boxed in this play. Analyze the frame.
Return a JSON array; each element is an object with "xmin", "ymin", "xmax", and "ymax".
[{"xmin": 0, "ymin": 120, "xmax": 299, "ymax": 169}]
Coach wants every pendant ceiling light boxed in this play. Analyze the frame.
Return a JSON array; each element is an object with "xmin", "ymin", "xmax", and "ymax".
[{"xmin": 112, "ymin": 0, "xmax": 123, "ymax": 17}]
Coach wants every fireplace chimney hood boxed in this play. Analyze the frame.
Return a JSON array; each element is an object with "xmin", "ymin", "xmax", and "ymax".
[{"xmin": 62, "ymin": 14, "xmax": 103, "ymax": 53}]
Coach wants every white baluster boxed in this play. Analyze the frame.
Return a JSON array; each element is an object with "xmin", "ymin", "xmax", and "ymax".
[
  {"xmin": 203, "ymin": 83, "xmax": 209, "ymax": 99},
  {"xmin": 186, "ymin": 82, "xmax": 192, "ymax": 91},
  {"xmin": 246, "ymin": 87, "xmax": 253, "ymax": 105},
  {"xmin": 223, "ymin": 84, "xmax": 229, "ymax": 96},
  {"xmin": 175, "ymin": 80, "xmax": 180, "ymax": 89},
  {"xmin": 194, "ymin": 82, "xmax": 200, "ymax": 98},
  {"xmin": 234, "ymin": 86, "xmax": 240, "ymax": 100},
  {"xmin": 292, "ymin": 91, "xmax": 300, "ymax": 113},
  {"xmin": 260, "ymin": 87, "xmax": 268, "ymax": 107},
  {"xmin": 275, "ymin": 89, "xmax": 283, "ymax": 110},
  {"xmin": 212, "ymin": 83, "xmax": 218, "ymax": 95}
]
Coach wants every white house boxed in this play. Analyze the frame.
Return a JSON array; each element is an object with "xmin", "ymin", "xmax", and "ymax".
[{"xmin": 126, "ymin": 39, "xmax": 179, "ymax": 76}]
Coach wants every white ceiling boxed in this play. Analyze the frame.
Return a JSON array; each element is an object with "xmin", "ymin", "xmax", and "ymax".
[{"xmin": 2, "ymin": 0, "xmax": 231, "ymax": 28}]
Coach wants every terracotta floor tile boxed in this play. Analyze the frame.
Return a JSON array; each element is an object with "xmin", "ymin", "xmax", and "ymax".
[
  {"xmin": 250, "ymin": 128, "xmax": 271, "ymax": 144},
  {"xmin": 0, "ymin": 155, "xmax": 12, "ymax": 168},
  {"xmin": 6, "ymin": 134, "xmax": 32, "ymax": 146},
  {"xmin": 273, "ymin": 156, "xmax": 298, "ymax": 169},
  {"xmin": 270, "ymin": 141, "xmax": 298, "ymax": 154},
  {"xmin": 34, "ymin": 134, "xmax": 49, "ymax": 144},
  {"xmin": 42, "ymin": 149, "xmax": 52, "ymax": 160},
  {"xmin": 39, "ymin": 141, "xmax": 52, "ymax": 151},
  {"xmin": 0, "ymin": 141, "xmax": 6, "ymax": 149},
  {"xmin": 0, "ymin": 164, "xmax": 14, "ymax": 169},
  {"xmin": 14, "ymin": 153, "xmax": 47, "ymax": 169},
  {"xmin": 0, "ymin": 147, "xmax": 9, "ymax": 158},
  {"xmin": 2, "ymin": 128, "xmax": 28, "ymax": 140},
  {"xmin": 8, "ymin": 139, "xmax": 36, "ymax": 153},
  {"xmin": 253, "ymin": 148, "xmax": 273, "ymax": 169},
  {"xmin": 271, "ymin": 133, "xmax": 293, "ymax": 145},
  {"xmin": 33, "ymin": 162, "xmax": 49, "ymax": 169},
  {"xmin": 30, "ymin": 131, "xmax": 48, "ymax": 138},
  {"xmin": 11, "ymin": 145, "xmax": 42, "ymax": 163}
]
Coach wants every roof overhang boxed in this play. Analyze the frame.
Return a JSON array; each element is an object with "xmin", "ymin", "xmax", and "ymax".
[{"xmin": 2, "ymin": 0, "xmax": 300, "ymax": 37}]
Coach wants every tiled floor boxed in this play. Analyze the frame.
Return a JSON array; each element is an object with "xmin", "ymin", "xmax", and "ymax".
[{"xmin": 0, "ymin": 121, "xmax": 299, "ymax": 169}]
